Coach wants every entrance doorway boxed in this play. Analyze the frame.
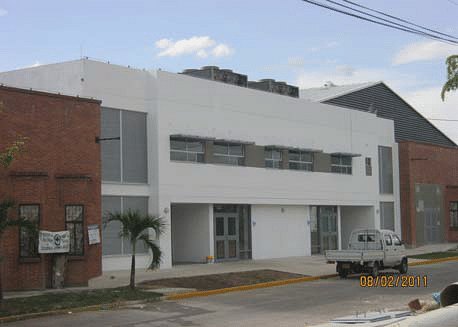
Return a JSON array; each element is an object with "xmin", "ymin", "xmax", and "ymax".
[
  {"xmin": 214, "ymin": 204, "xmax": 251, "ymax": 261},
  {"xmin": 311, "ymin": 206, "xmax": 338, "ymax": 254}
]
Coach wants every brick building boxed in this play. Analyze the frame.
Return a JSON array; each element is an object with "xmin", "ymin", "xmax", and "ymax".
[
  {"xmin": 399, "ymin": 141, "xmax": 458, "ymax": 246},
  {"xmin": 0, "ymin": 85, "xmax": 102, "ymax": 290}
]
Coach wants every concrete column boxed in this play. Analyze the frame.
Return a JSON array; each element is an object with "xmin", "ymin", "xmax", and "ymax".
[
  {"xmin": 208, "ymin": 204, "xmax": 214, "ymax": 258},
  {"xmin": 281, "ymin": 149, "xmax": 289, "ymax": 169},
  {"xmin": 337, "ymin": 206, "xmax": 342, "ymax": 250},
  {"xmin": 245, "ymin": 144, "xmax": 265, "ymax": 168},
  {"xmin": 158, "ymin": 200, "xmax": 172, "ymax": 269}
]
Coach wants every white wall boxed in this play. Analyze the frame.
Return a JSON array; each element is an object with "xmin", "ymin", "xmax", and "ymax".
[
  {"xmin": 340, "ymin": 206, "xmax": 375, "ymax": 249},
  {"xmin": 252, "ymin": 205, "xmax": 309, "ymax": 259},
  {"xmin": 156, "ymin": 71, "xmax": 395, "ymax": 209},
  {"xmin": 171, "ymin": 203, "xmax": 211, "ymax": 263}
]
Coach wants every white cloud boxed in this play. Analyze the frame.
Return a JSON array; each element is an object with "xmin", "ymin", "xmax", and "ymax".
[
  {"xmin": 393, "ymin": 40, "xmax": 456, "ymax": 65},
  {"xmin": 155, "ymin": 36, "xmax": 233, "ymax": 59},
  {"xmin": 402, "ymin": 87, "xmax": 458, "ymax": 143},
  {"xmin": 296, "ymin": 66, "xmax": 392, "ymax": 89},
  {"xmin": 155, "ymin": 38, "xmax": 173, "ymax": 49},
  {"xmin": 196, "ymin": 49, "xmax": 208, "ymax": 59},
  {"xmin": 0, "ymin": 9, "xmax": 7, "ymax": 16},
  {"xmin": 211, "ymin": 44, "xmax": 233, "ymax": 57}
]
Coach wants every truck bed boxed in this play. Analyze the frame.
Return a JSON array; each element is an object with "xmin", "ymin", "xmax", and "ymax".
[{"xmin": 326, "ymin": 249, "xmax": 385, "ymax": 263}]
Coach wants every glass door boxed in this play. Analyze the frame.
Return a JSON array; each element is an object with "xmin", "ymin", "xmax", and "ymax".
[
  {"xmin": 319, "ymin": 206, "xmax": 338, "ymax": 252},
  {"xmin": 214, "ymin": 208, "xmax": 239, "ymax": 260}
]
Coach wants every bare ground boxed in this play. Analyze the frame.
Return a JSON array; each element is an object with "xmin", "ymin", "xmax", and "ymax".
[{"xmin": 138, "ymin": 269, "xmax": 307, "ymax": 291}]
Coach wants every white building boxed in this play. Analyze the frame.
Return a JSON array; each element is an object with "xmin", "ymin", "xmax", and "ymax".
[{"xmin": 0, "ymin": 59, "xmax": 400, "ymax": 271}]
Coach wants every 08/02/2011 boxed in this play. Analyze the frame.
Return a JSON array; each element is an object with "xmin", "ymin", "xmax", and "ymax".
[{"xmin": 360, "ymin": 275, "xmax": 428, "ymax": 288}]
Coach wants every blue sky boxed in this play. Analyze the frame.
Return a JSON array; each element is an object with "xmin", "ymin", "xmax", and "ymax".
[{"xmin": 2, "ymin": 0, "xmax": 458, "ymax": 142}]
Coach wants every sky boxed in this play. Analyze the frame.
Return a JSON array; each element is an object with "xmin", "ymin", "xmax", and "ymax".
[{"xmin": 2, "ymin": 0, "xmax": 458, "ymax": 143}]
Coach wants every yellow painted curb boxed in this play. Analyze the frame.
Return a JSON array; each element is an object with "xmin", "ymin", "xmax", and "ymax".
[
  {"xmin": 165, "ymin": 274, "xmax": 335, "ymax": 300},
  {"xmin": 166, "ymin": 257, "xmax": 458, "ymax": 300},
  {"xmin": 409, "ymin": 256, "xmax": 458, "ymax": 266}
]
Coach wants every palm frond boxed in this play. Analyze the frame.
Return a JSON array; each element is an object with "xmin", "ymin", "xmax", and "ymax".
[{"xmin": 138, "ymin": 233, "xmax": 162, "ymax": 270}]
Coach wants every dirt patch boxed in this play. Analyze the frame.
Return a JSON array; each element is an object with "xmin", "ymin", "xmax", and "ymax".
[{"xmin": 138, "ymin": 269, "xmax": 307, "ymax": 291}]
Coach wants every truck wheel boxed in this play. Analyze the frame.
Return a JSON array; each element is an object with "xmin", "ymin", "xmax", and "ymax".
[
  {"xmin": 398, "ymin": 258, "xmax": 408, "ymax": 274},
  {"xmin": 370, "ymin": 263, "xmax": 379, "ymax": 277},
  {"xmin": 338, "ymin": 268, "xmax": 349, "ymax": 279}
]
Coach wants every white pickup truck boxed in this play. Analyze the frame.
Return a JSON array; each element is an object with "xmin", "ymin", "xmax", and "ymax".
[{"xmin": 325, "ymin": 229, "xmax": 408, "ymax": 278}]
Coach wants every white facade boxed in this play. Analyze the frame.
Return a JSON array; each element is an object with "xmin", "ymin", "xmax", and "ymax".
[{"xmin": 0, "ymin": 59, "xmax": 400, "ymax": 271}]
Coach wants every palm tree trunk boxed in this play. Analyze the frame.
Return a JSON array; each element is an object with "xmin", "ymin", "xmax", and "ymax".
[
  {"xmin": 130, "ymin": 242, "xmax": 136, "ymax": 289},
  {"xmin": 0, "ymin": 264, "xmax": 3, "ymax": 308}
]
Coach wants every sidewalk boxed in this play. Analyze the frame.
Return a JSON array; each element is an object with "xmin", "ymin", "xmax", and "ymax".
[{"xmin": 4, "ymin": 242, "xmax": 458, "ymax": 299}]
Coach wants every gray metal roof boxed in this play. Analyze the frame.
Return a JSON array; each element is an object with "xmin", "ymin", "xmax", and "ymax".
[{"xmin": 301, "ymin": 82, "xmax": 457, "ymax": 147}]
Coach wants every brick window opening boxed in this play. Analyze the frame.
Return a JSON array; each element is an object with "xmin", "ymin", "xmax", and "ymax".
[
  {"xmin": 19, "ymin": 205, "xmax": 39, "ymax": 257},
  {"xmin": 450, "ymin": 202, "xmax": 458, "ymax": 228},
  {"xmin": 66, "ymin": 205, "xmax": 84, "ymax": 255}
]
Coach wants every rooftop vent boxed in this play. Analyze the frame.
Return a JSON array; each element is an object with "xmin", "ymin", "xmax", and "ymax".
[
  {"xmin": 180, "ymin": 66, "xmax": 247, "ymax": 87},
  {"xmin": 247, "ymin": 79, "xmax": 299, "ymax": 98}
]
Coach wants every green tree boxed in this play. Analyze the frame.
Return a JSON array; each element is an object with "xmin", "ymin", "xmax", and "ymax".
[
  {"xmin": 441, "ymin": 55, "xmax": 458, "ymax": 101},
  {"xmin": 105, "ymin": 210, "xmax": 164, "ymax": 289},
  {"xmin": 0, "ymin": 136, "xmax": 29, "ymax": 168},
  {"xmin": 0, "ymin": 198, "xmax": 38, "ymax": 307}
]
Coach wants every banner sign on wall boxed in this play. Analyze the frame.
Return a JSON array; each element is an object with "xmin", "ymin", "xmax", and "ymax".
[
  {"xmin": 88, "ymin": 224, "xmax": 101, "ymax": 245},
  {"xmin": 38, "ymin": 231, "xmax": 70, "ymax": 253}
]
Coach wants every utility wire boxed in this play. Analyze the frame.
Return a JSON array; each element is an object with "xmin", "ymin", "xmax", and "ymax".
[
  {"xmin": 428, "ymin": 118, "xmax": 458, "ymax": 121},
  {"xmin": 301, "ymin": 0, "xmax": 458, "ymax": 45},
  {"xmin": 341, "ymin": 0, "xmax": 458, "ymax": 41},
  {"xmin": 324, "ymin": 0, "xmax": 458, "ymax": 43}
]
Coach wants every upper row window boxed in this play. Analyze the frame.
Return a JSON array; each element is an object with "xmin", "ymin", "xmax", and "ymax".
[
  {"xmin": 288, "ymin": 150, "xmax": 313, "ymax": 171},
  {"xmin": 265, "ymin": 149, "xmax": 282, "ymax": 169},
  {"xmin": 213, "ymin": 143, "xmax": 244, "ymax": 166},
  {"xmin": 331, "ymin": 155, "xmax": 352, "ymax": 175},
  {"xmin": 170, "ymin": 139, "xmax": 205, "ymax": 163}
]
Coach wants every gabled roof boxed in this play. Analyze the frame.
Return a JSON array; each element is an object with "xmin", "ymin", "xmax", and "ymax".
[
  {"xmin": 300, "ymin": 81, "xmax": 381, "ymax": 102},
  {"xmin": 301, "ymin": 81, "xmax": 457, "ymax": 147}
]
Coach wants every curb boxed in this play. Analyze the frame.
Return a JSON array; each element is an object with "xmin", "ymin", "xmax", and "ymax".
[
  {"xmin": 409, "ymin": 256, "xmax": 458, "ymax": 266},
  {"xmin": 0, "ymin": 303, "xmax": 116, "ymax": 324},
  {"xmin": 165, "ymin": 257, "xmax": 458, "ymax": 300},
  {"xmin": 165, "ymin": 273, "xmax": 338, "ymax": 300}
]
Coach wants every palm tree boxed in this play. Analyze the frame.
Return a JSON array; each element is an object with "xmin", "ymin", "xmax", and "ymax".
[
  {"xmin": 0, "ymin": 198, "xmax": 38, "ymax": 306},
  {"xmin": 105, "ymin": 209, "xmax": 165, "ymax": 289}
]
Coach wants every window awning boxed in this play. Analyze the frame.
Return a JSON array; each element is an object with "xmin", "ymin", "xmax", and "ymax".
[
  {"xmin": 214, "ymin": 138, "xmax": 255, "ymax": 145},
  {"xmin": 265, "ymin": 145, "xmax": 323, "ymax": 152},
  {"xmin": 170, "ymin": 134, "xmax": 216, "ymax": 141},
  {"xmin": 330, "ymin": 152, "xmax": 362, "ymax": 157}
]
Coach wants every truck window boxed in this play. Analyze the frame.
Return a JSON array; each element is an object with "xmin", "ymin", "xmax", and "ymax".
[
  {"xmin": 358, "ymin": 234, "xmax": 376, "ymax": 242},
  {"xmin": 384, "ymin": 234, "xmax": 392, "ymax": 246},
  {"xmin": 392, "ymin": 234, "xmax": 401, "ymax": 246}
]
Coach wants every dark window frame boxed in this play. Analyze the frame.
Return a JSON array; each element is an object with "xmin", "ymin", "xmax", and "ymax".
[
  {"xmin": 450, "ymin": 202, "xmax": 458, "ymax": 228},
  {"xmin": 331, "ymin": 155, "xmax": 352, "ymax": 175},
  {"xmin": 264, "ymin": 149, "xmax": 282, "ymax": 169},
  {"xmin": 213, "ymin": 142, "xmax": 245, "ymax": 166},
  {"xmin": 288, "ymin": 150, "xmax": 313, "ymax": 171},
  {"xmin": 365, "ymin": 157, "xmax": 372, "ymax": 176},
  {"xmin": 170, "ymin": 137, "xmax": 205, "ymax": 163},
  {"xmin": 65, "ymin": 205, "xmax": 84, "ymax": 256},
  {"xmin": 18, "ymin": 204, "xmax": 40, "ymax": 258}
]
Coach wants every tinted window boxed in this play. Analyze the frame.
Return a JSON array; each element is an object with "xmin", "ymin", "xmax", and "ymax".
[{"xmin": 384, "ymin": 234, "xmax": 392, "ymax": 246}]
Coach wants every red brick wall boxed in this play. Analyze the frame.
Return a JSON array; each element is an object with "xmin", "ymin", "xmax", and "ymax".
[
  {"xmin": 399, "ymin": 141, "xmax": 458, "ymax": 246},
  {"xmin": 0, "ymin": 86, "xmax": 102, "ymax": 290}
]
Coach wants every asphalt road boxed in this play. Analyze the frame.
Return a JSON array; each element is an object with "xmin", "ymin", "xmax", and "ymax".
[{"xmin": 7, "ymin": 261, "xmax": 458, "ymax": 327}]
